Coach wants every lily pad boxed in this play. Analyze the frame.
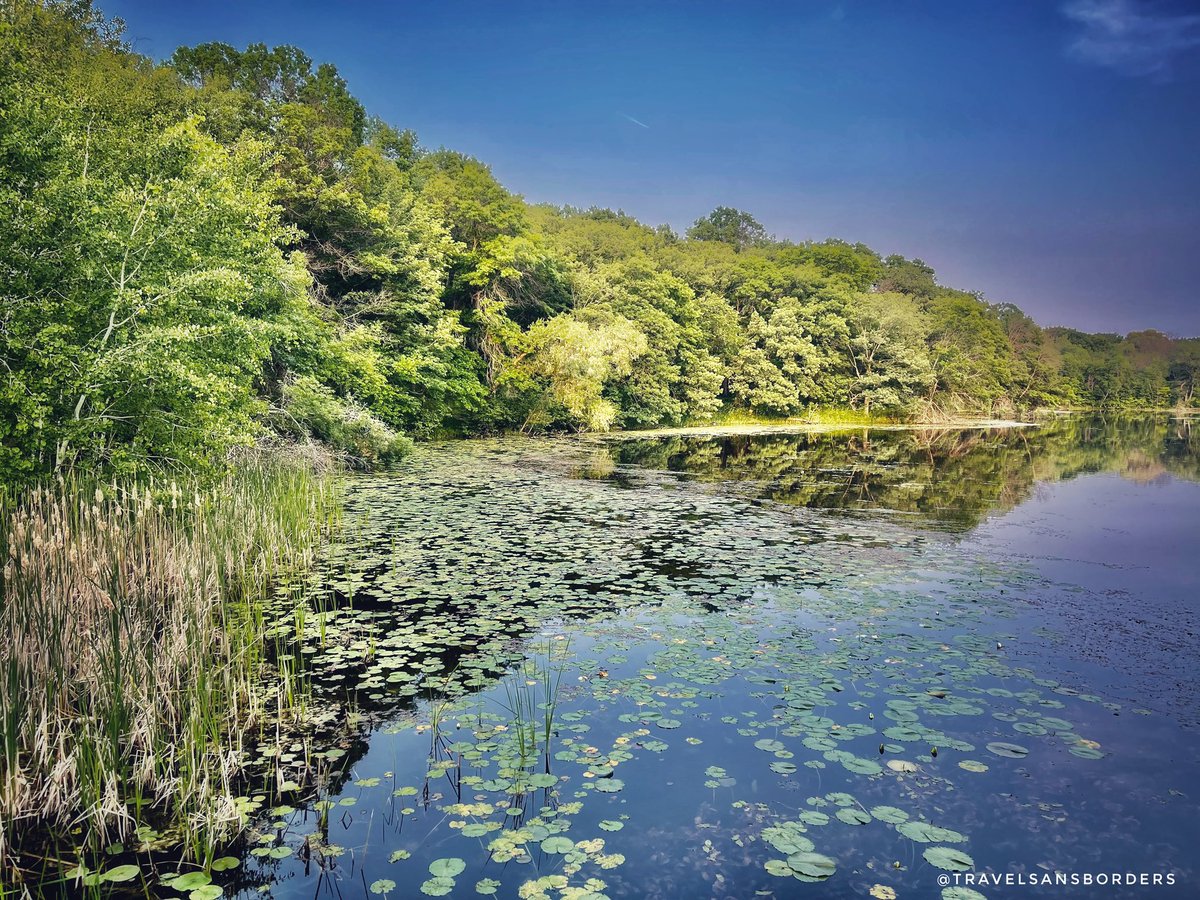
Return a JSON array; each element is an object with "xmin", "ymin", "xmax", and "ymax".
[
  {"xmin": 540, "ymin": 837, "xmax": 576, "ymax": 854},
  {"xmin": 923, "ymin": 846, "xmax": 975, "ymax": 872},
  {"xmin": 985, "ymin": 741, "xmax": 1029, "ymax": 759},
  {"xmin": 942, "ymin": 889, "xmax": 988, "ymax": 900},
  {"xmin": 836, "ymin": 807, "xmax": 871, "ymax": 825},
  {"xmin": 897, "ymin": 821, "xmax": 967, "ymax": 843},
  {"xmin": 100, "ymin": 866, "xmax": 139, "ymax": 883},
  {"xmin": 786, "ymin": 851, "xmax": 837, "ymax": 879},
  {"xmin": 420, "ymin": 877, "xmax": 456, "ymax": 896},
  {"xmin": 170, "ymin": 873, "xmax": 212, "ymax": 891},
  {"xmin": 428, "ymin": 858, "xmax": 466, "ymax": 878}
]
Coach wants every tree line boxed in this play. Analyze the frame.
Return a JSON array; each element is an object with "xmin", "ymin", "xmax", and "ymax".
[{"xmin": 3, "ymin": 0, "xmax": 1197, "ymax": 479}]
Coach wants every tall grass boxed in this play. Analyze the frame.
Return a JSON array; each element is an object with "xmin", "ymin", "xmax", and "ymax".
[{"xmin": 0, "ymin": 457, "xmax": 340, "ymax": 879}]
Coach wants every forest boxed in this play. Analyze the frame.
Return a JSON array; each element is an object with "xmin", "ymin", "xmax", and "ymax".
[{"xmin": 3, "ymin": 0, "xmax": 1199, "ymax": 481}]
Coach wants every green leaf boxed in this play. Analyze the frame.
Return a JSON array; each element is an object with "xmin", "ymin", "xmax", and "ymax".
[
  {"xmin": 923, "ymin": 846, "xmax": 975, "ymax": 872},
  {"xmin": 786, "ymin": 851, "xmax": 837, "ymax": 879},
  {"xmin": 100, "ymin": 865, "xmax": 140, "ymax": 883},
  {"xmin": 428, "ymin": 858, "xmax": 466, "ymax": 878},
  {"xmin": 421, "ymin": 877, "xmax": 456, "ymax": 896},
  {"xmin": 540, "ymin": 836, "xmax": 575, "ymax": 854},
  {"xmin": 170, "ymin": 873, "xmax": 212, "ymax": 891}
]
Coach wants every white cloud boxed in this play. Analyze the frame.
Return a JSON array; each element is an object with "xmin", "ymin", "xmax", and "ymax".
[{"xmin": 1062, "ymin": 0, "xmax": 1200, "ymax": 79}]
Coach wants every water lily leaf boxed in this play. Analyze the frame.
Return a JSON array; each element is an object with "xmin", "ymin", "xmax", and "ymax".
[
  {"xmin": 755, "ymin": 739, "xmax": 785, "ymax": 752},
  {"xmin": 370, "ymin": 880, "xmax": 397, "ymax": 895},
  {"xmin": 209, "ymin": 857, "xmax": 239, "ymax": 872},
  {"xmin": 897, "ymin": 821, "xmax": 966, "ymax": 843},
  {"xmin": 923, "ymin": 846, "xmax": 975, "ymax": 872},
  {"xmin": 786, "ymin": 851, "xmax": 837, "ymax": 879},
  {"xmin": 429, "ymin": 858, "xmax": 466, "ymax": 878},
  {"xmin": 100, "ymin": 865, "xmax": 139, "ymax": 883},
  {"xmin": 763, "ymin": 826, "xmax": 814, "ymax": 855},
  {"xmin": 476, "ymin": 878, "xmax": 501, "ymax": 895},
  {"xmin": 540, "ymin": 836, "xmax": 575, "ymax": 853},
  {"xmin": 869, "ymin": 805, "xmax": 909, "ymax": 824},
  {"xmin": 764, "ymin": 859, "xmax": 793, "ymax": 877},
  {"xmin": 985, "ymin": 741, "xmax": 1028, "ymax": 759},
  {"xmin": 843, "ymin": 757, "xmax": 883, "ymax": 775},
  {"xmin": 420, "ymin": 877, "xmax": 455, "ymax": 896},
  {"xmin": 171, "ymin": 873, "xmax": 212, "ymax": 891},
  {"xmin": 594, "ymin": 778, "xmax": 624, "ymax": 793},
  {"xmin": 942, "ymin": 887, "xmax": 988, "ymax": 900},
  {"xmin": 836, "ymin": 807, "xmax": 871, "ymax": 825}
]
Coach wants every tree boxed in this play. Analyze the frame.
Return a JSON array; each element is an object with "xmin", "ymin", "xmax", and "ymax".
[
  {"xmin": 877, "ymin": 255, "xmax": 937, "ymax": 298},
  {"xmin": 730, "ymin": 296, "xmax": 849, "ymax": 415},
  {"xmin": 686, "ymin": 206, "xmax": 769, "ymax": 251},
  {"xmin": 0, "ymin": 81, "xmax": 310, "ymax": 473},
  {"xmin": 513, "ymin": 311, "xmax": 647, "ymax": 431},
  {"xmin": 1168, "ymin": 339, "xmax": 1200, "ymax": 408},
  {"xmin": 844, "ymin": 293, "xmax": 934, "ymax": 414}
]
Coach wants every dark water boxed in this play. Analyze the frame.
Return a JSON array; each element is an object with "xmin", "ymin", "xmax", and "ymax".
[{"xmin": 220, "ymin": 415, "xmax": 1198, "ymax": 900}]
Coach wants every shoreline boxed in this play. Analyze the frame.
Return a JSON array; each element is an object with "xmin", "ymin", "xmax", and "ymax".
[{"xmin": 594, "ymin": 418, "xmax": 1039, "ymax": 440}]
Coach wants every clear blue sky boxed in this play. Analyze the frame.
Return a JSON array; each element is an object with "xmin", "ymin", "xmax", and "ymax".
[{"xmin": 106, "ymin": 0, "xmax": 1200, "ymax": 336}]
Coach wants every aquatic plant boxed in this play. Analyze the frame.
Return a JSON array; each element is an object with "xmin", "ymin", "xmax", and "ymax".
[{"xmin": 0, "ymin": 458, "xmax": 340, "ymax": 884}]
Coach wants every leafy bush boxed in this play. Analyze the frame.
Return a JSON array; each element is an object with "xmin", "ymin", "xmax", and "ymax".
[{"xmin": 279, "ymin": 376, "xmax": 412, "ymax": 467}]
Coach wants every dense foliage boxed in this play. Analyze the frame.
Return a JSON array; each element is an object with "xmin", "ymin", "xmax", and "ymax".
[{"xmin": 3, "ymin": 1, "xmax": 1197, "ymax": 478}]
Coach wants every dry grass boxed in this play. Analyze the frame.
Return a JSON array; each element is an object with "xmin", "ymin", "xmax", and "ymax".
[{"xmin": 0, "ymin": 458, "xmax": 339, "ymax": 878}]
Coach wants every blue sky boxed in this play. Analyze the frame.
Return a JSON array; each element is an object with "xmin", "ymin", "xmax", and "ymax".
[{"xmin": 107, "ymin": 0, "xmax": 1200, "ymax": 335}]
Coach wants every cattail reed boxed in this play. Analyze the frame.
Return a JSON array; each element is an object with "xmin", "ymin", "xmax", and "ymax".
[{"xmin": 0, "ymin": 455, "xmax": 340, "ymax": 881}]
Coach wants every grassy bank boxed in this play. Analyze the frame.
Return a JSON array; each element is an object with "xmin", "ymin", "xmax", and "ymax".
[{"xmin": 0, "ymin": 458, "xmax": 340, "ymax": 890}]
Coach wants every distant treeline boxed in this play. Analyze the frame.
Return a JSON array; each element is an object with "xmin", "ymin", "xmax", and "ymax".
[{"xmin": 3, "ymin": 1, "xmax": 1198, "ymax": 478}]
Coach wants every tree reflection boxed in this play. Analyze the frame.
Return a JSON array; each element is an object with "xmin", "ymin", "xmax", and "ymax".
[{"xmin": 606, "ymin": 415, "xmax": 1200, "ymax": 530}]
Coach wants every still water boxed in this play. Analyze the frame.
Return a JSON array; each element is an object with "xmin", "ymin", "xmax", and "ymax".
[{"xmin": 227, "ymin": 416, "xmax": 1198, "ymax": 900}]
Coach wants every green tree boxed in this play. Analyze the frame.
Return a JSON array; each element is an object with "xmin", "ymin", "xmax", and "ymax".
[
  {"xmin": 686, "ymin": 206, "xmax": 769, "ymax": 251},
  {"xmin": 513, "ymin": 310, "xmax": 647, "ymax": 431},
  {"xmin": 844, "ymin": 293, "xmax": 935, "ymax": 414}
]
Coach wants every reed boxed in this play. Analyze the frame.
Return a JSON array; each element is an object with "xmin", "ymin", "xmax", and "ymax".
[{"xmin": 0, "ymin": 456, "xmax": 340, "ymax": 881}]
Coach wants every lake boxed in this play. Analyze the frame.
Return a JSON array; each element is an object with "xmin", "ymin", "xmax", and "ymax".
[{"xmin": 223, "ymin": 415, "xmax": 1199, "ymax": 900}]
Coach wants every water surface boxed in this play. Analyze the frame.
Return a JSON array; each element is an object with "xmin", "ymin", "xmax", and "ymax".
[{"xmin": 222, "ymin": 415, "xmax": 1198, "ymax": 900}]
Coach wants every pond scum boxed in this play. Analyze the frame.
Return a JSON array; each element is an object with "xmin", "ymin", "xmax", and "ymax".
[{"xmin": 0, "ymin": 459, "xmax": 341, "ymax": 894}]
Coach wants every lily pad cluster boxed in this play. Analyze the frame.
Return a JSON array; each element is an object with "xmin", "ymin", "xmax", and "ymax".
[{"xmin": 203, "ymin": 438, "xmax": 1153, "ymax": 900}]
